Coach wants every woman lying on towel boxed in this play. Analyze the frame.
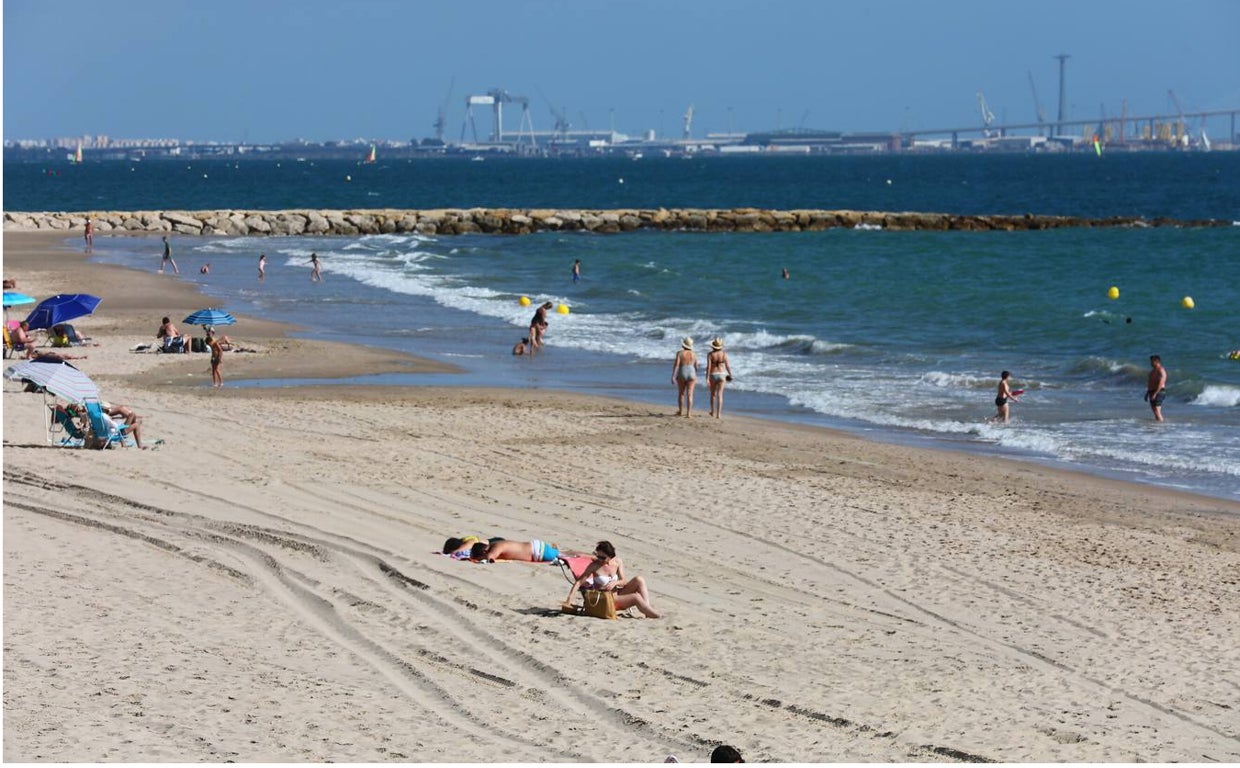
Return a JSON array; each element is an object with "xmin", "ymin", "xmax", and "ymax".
[
  {"xmin": 563, "ymin": 540, "xmax": 661, "ymax": 618},
  {"xmin": 443, "ymin": 535, "xmax": 504, "ymax": 558},
  {"xmin": 469, "ymin": 539, "xmax": 565, "ymax": 563}
]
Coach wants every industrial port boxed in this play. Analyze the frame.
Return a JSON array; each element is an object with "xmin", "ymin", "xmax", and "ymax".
[{"xmin": 7, "ymin": 55, "xmax": 1238, "ymax": 161}]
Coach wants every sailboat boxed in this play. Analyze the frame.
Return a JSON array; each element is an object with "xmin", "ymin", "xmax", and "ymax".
[
  {"xmin": 363, "ymin": 144, "xmax": 376, "ymax": 164},
  {"xmin": 67, "ymin": 142, "xmax": 83, "ymax": 163}
]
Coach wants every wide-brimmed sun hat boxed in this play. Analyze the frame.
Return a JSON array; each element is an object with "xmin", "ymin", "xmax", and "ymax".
[
  {"xmin": 681, "ymin": 337, "xmax": 693, "ymax": 350},
  {"xmin": 711, "ymin": 337, "xmax": 723, "ymax": 350}
]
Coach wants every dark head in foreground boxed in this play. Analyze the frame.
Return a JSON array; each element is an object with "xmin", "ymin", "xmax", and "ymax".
[{"xmin": 711, "ymin": 744, "xmax": 743, "ymax": 762}]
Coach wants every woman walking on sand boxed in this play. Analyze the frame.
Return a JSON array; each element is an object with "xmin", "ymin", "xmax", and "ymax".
[
  {"xmin": 706, "ymin": 337, "xmax": 733, "ymax": 419},
  {"xmin": 672, "ymin": 337, "xmax": 698, "ymax": 417}
]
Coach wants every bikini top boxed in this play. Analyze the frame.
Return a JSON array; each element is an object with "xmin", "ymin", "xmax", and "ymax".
[{"xmin": 589, "ymin": 572, "xmax": 618, "ymax": 588}]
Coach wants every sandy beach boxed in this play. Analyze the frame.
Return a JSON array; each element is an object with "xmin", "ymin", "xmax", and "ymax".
[{"xmin": 4, "ymin": 230, "xmax": 1240, "ymax": 762}]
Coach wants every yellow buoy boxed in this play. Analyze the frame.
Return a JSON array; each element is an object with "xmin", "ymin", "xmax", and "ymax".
[
  {"xmin": 519, "ymin": 296, "xmax": 531, "ymax": 307},
  {"xmin": 1182, "ymin": 296, "xmax": 1195, "ymax": 309},
  {"xmin": 556, "ymin": 303, "xmax": 570, "ymax": 315},
  {"xmin": 1107, "ymin": 286, "xmax": 1119, "ymax": 300}
]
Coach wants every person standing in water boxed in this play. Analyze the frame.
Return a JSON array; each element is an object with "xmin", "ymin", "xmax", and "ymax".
[
  {"xmin": 529, "ymin": 301, "xmax": 553, "ymax": 350},
  {"xmin": 571, "ymin": 259, "xmax": 581, "ymax": 284},
  {"xmin": 159, "ymin": 235, "xmax": 179, "ymax": 274},
  {"xmin": 672, "ymin": 337, "xmax": 698, "ymax": 418},
  {"xmin": 258, "ymin": 253, "xmax": 267, "ymax": 281},
  {"xmin": 309, "ymin": 253, "xmax": 323, "ymax": 282},
  {"xmin": 989, "ymin": 370, "xmax": 1020, "ymax": 423},
  {"xmin": 1145, "ymin": 354, "xmax": 1167, "ymax": 422}
]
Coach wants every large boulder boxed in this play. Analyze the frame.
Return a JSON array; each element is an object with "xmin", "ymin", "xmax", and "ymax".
[{"xmin": 164, "ymin": 211, "xmax": 205, "ymax": 230}]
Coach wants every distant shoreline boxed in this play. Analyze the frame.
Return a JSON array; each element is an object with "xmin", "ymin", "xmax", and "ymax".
[{"xmin": 5, "ymin": 207, "xmax": 1232, "ymax": 237}]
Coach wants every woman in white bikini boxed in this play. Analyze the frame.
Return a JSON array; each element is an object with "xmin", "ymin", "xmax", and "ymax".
[
  {"xmin": 671, "ymin": 337, "xmax": 698, "ymax": 418},
  {"xmin": 705, "ymin": 337, "xmax": 733, "ymax": 419},
  {"xmin": 563, "ymin": 541, "xmax": 661, "ymax": 618}
]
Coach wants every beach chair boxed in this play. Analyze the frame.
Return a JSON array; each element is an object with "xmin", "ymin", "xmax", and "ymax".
[
  {"xmin": 59, "ymin": 323, "xmax": 91, "ymax": 346},
  {"xmin": 556, "ymin": 555, "xmax": 596, "ymax": 585},
  {"xmin": 48, "ymin": 404, "xmax": 88, "ymax": 447},
  {"xmin": 2, "ymin": 324, "xmax": 11, "ymax": 359},
  {"xmin": 82, "ymin": 400, "xmax": 136, "ymax": 449}
]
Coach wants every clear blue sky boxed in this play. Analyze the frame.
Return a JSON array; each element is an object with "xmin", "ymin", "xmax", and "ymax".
[{"xmin": 4, "ymin": 0, "xmax": 1238, "ymax": 143}]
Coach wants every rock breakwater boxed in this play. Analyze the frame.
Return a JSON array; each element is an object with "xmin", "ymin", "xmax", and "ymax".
[{"xmin": 4, "ymin": 208, "xmax": 1228, "ymax": 236}]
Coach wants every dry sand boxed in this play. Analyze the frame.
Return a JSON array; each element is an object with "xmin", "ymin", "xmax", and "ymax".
[{"xmin": 4, "ymin": 230, "xmax": 1240, "ymax": 762}]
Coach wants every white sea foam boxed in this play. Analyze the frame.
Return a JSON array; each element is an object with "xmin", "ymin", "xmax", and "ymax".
[{"xmin": 1192, "ymin": 385, "xmax": 1240, "ymax": 407}]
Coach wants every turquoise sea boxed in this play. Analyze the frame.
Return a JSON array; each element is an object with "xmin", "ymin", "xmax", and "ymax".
[{"xmin": 7, "ymin": 153, "xmax": 1240, "ymax": 500}]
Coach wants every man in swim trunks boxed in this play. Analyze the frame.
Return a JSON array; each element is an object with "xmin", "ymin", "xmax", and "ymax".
[
  {"xmin": 1145, "ymin": 354, "xmax": 1167, "ymax": 422},
  {"xmin": 989, "ymin": 370, "xmax": 1019, "ymax": 424},
  {"xmin": 470, "ymin": 539, "xmax": 561, "ymax": 563}
]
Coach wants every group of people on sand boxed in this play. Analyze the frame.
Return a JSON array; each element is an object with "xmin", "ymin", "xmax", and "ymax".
[
  {"xmin": 989, "ymin": 354, "xmax": 1169, "ymax": 424},
  {"xmin": 10, "ymin": 321, "xmax": 94, "ymax": 359},
  {"xmin": 156, "ymin": 316, "xmax": 229, "ymax": 387},
  {"xmin": 671, "ymin": 336, "xmax": 733, "ymax": 419},
  {"xmin": 441, "ymin": 536, "xmax": 662, "ymax": 619}
]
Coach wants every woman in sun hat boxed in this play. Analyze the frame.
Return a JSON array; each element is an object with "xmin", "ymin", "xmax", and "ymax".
[
  {"xmin": 671, "ymin": 337, "xmax": 698, "ymax": 418},
  {"xmin": 706, "ymin": 337, "xmax": 733, "ymax": 419}
]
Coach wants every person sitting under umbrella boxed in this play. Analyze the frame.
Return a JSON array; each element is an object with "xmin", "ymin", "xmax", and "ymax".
[
  {"xmin": 102, "ymin": 401, "xmax": 146, "ymax": 449},
  {"xmin": 51, "ymin": 323, "xmax": 95, "ymax": 347},
  {"xmin": 157, "ymin": 316, "xmax": 189, "ymax": 353},
  {"xmin": 62, "ymin": 402, "xmax": 143, "ymax": 449},
  {"xmin": 12, "ymin": 320, "xmax": 37, "ymax": 359}
]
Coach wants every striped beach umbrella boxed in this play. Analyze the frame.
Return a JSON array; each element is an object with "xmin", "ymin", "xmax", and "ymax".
[
  {"xmin": 6, "ymin": 359, "xmax": 99, "ymax": 403},
  {"xmin": 183, "ymin": 308, "xmax": 236, "ymax": 327}
]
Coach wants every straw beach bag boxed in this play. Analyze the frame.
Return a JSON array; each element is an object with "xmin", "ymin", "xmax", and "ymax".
[{"xmin": 581, "ymin": 589, "xmax": 617, "ymax": 620}]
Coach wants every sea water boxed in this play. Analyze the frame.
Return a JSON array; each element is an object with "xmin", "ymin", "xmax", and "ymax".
[{"xmin": 8, "ymin": 154, "xmax": 1239, "ymax": 500}]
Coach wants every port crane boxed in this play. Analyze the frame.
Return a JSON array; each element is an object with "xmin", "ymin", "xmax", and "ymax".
[
  {"xmin": 461, "ymin": 88, "xmax": 536, "ymax": 147},
  {"xmin": 537, "ymin": 87, "xmax": 571, "ymax": 142},
  {"xmin": 976, "ymin": 91, "xmax": 996, "ymax": 137},
  {"xmin": 1026, "ymin": 71, "xmax": 1047, "ymax": 135}
]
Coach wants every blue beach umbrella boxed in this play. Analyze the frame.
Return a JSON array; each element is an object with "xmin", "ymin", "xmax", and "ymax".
[
  {"xmin": 3, "ymin": 291, "xmax": 36, "ymax": 307},
  {"xmin": 24, "ymin": 294, "xmax": 102, "ymax": 330},
  {"xmin": 3, "ymin": 291, "xmax": 37, "ymax": 322},
  {"xmin": 183, "ymin": 308, "xmax": 236, "ymax": 327}
]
